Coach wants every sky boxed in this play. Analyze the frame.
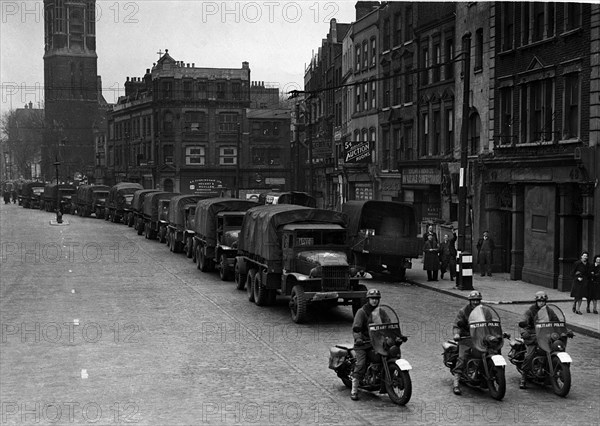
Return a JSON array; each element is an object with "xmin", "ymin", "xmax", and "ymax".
[{"xmin": 0, "ymin": 0, "xmax": 358, "ymax": 112}]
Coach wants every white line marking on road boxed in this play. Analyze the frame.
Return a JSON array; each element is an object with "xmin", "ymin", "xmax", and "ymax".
[
  {"xmin": 73, "ymin": 319, "xmax": 79, "ymax": 325},
  {"xmin": 81, "ymin": 369, "xmax": 88, "ymax": 379}
]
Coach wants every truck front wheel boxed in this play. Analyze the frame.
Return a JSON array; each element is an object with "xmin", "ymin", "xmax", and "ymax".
[
  {"xmin": 235, "ymin": 262, "xmax": 246, "ymax": 290},
  {"xmin": 290, "ymin": 285, "xmax": 308, "ymax": 324},
  {"xmin": 219, "ymin": 254, "xmax": 233, "ymax": 281},
  {"xmin": 246, "ymin": 269, "xmax": 256, "ymax": 302}
]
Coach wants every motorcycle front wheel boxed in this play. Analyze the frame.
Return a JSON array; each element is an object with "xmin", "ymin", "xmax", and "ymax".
[
  {"xmin": 487, "ymin": 365, "xmax": 506, "ymax": 401},
  {"xmin": 385, "ymin": 364, "xmax": 412, "ymax": 406},
  {"xmin": 551, "ymin": 356, "xmax": 571, "ymax": 397}
]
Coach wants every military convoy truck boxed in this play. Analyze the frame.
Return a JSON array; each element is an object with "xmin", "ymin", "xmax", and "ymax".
[
  {"xmin": 20, "ymin": 182, "xmax": 45, "ymax": 209},
  {"xmin": 342, "ymin": 200, "xmax": 421, "ymax": 281},
  {"xmin": 141, "ymin": 192, "xmax": 180, "ymax": 239},
  {"xmin": 130, "ymin": 189, "xmax": 161, "ymax": 229},
  {"xmin": 75, "ymin": 185, "xmax": 110, "ymax": 218},
  {"xmin": 166, "ymin": 195, "xmax": 203, "ymax": 253},
  {"xmin": 42, "ymin": 183, "xmax": 76, "ymax": 213},
  {"xmin": 105, "ymin": 182, "xmax": 143, "ymax": 223},
  {"xmin": 192, "ymin": 198, "xmax": 257, "ymax": 280},
  {"xmin": 235, "ymin": 204, "xmax": 368, "ymax": 323}
]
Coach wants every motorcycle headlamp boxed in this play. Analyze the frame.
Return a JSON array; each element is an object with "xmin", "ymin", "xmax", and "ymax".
[
  {"xmin": 484, "ymin": 335, "xmax": 499, "ymax": 347},
  {"xmin": 388, "ymin": 345, "xmax": 400, "ymax": 358},
  {"xmin": 550, "ymin": 340, "xmax": 564, "ymax": 352},
  {"xmin": 550, "ymin": 332, "xmax": 560, "ymax": 342}
]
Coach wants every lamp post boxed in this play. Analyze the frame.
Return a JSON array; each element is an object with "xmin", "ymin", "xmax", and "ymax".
[
  {"xmin": 54, "ymin": 155, "xmax": 62, "ymax": 223},
  {"xmin": 236, "ymin": 122, "xmax": 241, "ymax": 198}
]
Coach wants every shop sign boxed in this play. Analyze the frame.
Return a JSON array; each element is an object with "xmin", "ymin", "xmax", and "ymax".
[
  {"xmin": 344, "ymin": 140, "xmax": 371, "ymax": 163},
  {"xmin": 401, "ymin": 168, "xmax": 441, "ymax": 185},
  {"xmin": 185, "ymin": 178, "xmax": 225, "ymax": 195},
  {"xmin": 312, "ymin": 138, "xmax": 332, "ymax": 158}
]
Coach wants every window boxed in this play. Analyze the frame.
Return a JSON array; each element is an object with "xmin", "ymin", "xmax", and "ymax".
[
  {"xmin": 404, "ymin": 125, "xmax": 414, "ymax": 160},
  {"xmin": 355, "ymin": 45, "xmax": 361, "ymax": 72},
  {"xmin": 563, "ymin": 73, "xmax": 580, "ymax": 139},
  {"xmin": 404, "ymin": 64, "xmax": 413, "ymax": 103},
  {"xmin": 433, "ymin": 110, "xmax": 441, "ymax": 155},
  {"xmin": 502, "ymin": 2, "xmax": 514, "ymax": 51},
  {"xmin": 394, "ymin": 128, "xmax": 401, "ymax": 164},
  {"xmin": 363, "ymin": 83, "xmax": 368, "ymax": 111},
  {"xmin": 371, "ymin": 81, "xmax": 376, "ymax": 109},
  {"xmin": 393, "ymin": 75, "xmax": 401, "ymax": 106},
  {"xmin": 421, "ymin": 47, "xmax": 429, "ymax": 85},
  {"xmin": 393, "ymin": 13, "xmax": 402, "ymax": 46},
  {"xmin": 433, "ymin": 43, "xmax": 441, "ymax": 82},
  {"xmin": 565, "ymin": 3, "xmax": 581, "ymax": 31},
  {"xmin": 198, "ymin": 81, "xmax": 207, "ymax": 99},
  {"xmin": 382, "ymin": 129, "xmax": 390, "ymax": 169},
  {"xmin": 163, "ymin": 111, "xmax": 174, "ymax": 133},
  {"xmin": 363, "ymin": 41, "xmax": 369, "ymax": 70},
  {"xmin": 219, "ymin": 146, "xmax": 237, "ymax": 165},
  {"xmin": 216, "ymin": 82, "xmax": 226, "ymax": 99},
  {"xmin": 183, "ymin": 81, "xmax": 193, "ymax": 99},
  {"xmin": 185, "ymin": 146, "xmax": 205, "ymax": 165},
  {"xmin": 521, "ymin": 3, "xmax": 530, "ymax": 45},
  {"xmin": 87, "ymin": 2, "xmax": 95, "ymax": 35},
  {"xmin": 356, "ymin": 87, "xmax": 361, "ymax": 113},
  {"xmin": 371, "ymin": 38, "xmax": 376, "ymax": 67},
  {"xmin": 520, "ymin": 79, "xmax": 554, "ymax": 143},
  {"xmin": 533, "ymin": 3, "xmax": 545, "ymax": 42},
  {"xmin": 218, "ymin": 113, "xmax": 239, "ymax": 132},
  {"xmin": 547, "ymin": 3, "xmax": 555, "ymax": 37},
  {"xmin": 383, "ymin": 19, "xmax": 390, "ymax": 51},
  {"xmin": 446, "ymin": 109, "xmax": 454, "ymax": 154},
  {"xmin": 421, "ymin": 113, "xmax": 428, "ymax": 157},
  {"xmin": 162, "ymin": 81, "xmax": 172, "ymax": 99},
  {"xmin": 383, "ymin": 76, "xmax": 390, "ymax": 108},
  {"xmin": 163, "ymin": 145, "xmax": 174, "ymax": 164},
  {"xmin": 475, "ymin": 29, "xmax": 483, "ymax": 71},
  {"xmin": 404, "ymin": 7, "xmax": 413, "ymax": 41},
  {"xmin": 273, "ymin": 122, "xmax": 280, "ymax": 136},
  {"xmin": 232, "ymin": 83, "xmax": 241, "ymax": 100},
  {"xmin": 469, "ymin": 113, "xmax": 481, "ymax": 154},
  {"xmin": 252, "ymin": 147, "xmax": 281, "ymax": 165},
  {"xmin": 55, "ymin": 0, "xmax": 65, "ymax": 33},
  {"xmin": 445, "ymin": 38, "xmax": 454, "ymax": 79},
  {"xmin": 362, "ymin": 129, "xmax": 368, "ymax": 143},
  {"xmin": 184, "ymin": 111, "xmax": 206, "ymax": 132},
  {"xmin": 499, "ymin": 87, "xmax": 513, "ymax": 145}
]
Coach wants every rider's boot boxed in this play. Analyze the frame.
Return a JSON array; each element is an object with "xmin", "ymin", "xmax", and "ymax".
[
  {"xmin": 452, "ymin": 374, "xmax": 461, "ymax": 395},
  {"xmin": 519, "ymin": 373, "xmax": 527, "ymax": 389},
  {"xmin": 350, "ymin": 377, "xmax": 360, "ymax": 401}
]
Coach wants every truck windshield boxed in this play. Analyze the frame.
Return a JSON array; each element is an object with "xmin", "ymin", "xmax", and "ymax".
[
  {"xmin": 224, "ymin": 216, "xmax": 244, "ymax": 228},
  {"xmin": 295, "ymin": 230, "xmax": 345, "ymax": 246}
]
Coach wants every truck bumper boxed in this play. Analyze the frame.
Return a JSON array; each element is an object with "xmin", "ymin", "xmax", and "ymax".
[{"xmin": 307, "ymin": 290, "xmax": 366, "ymax": 302}]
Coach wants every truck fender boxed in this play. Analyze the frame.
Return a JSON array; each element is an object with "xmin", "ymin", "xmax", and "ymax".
[{"xmin": 285, "ymin": 271, "xmax": 311, "ymax": 282}]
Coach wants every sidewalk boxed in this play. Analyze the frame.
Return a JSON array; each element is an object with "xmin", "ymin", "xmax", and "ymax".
[{"xmin": 404, "ymin": 259, "xmax": 600, "ymax": 339}]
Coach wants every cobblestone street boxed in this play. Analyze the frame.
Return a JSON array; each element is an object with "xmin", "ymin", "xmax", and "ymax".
[{"xmin": 1, "ymin": 203, "xmax": 599, "ymax": 425}]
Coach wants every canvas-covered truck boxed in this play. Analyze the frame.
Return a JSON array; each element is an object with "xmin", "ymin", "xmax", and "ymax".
[
  {"xmin": 105, "ymin": 182, "xmax": 143, "ymax": 223},
  {"xmin": 141, "ymin": 191, "xmax": 180, "ymax": 239},
  {"xmin": 20, "ymin": 182, "xmax": 45, "ymax": 209},
  {"xmin": 42, "ymin": 183, "xmax": 76, "ymax": 213},
  {"xmin": 130, "ymin": 189, "xmax": 161, "ymax": 229},
  {"xmin": 235, "ymin": 204, "xmax": 369, "ymax": 323},
  {"xmin": 193, "ymin": 198, "xmax": 257, "ymax": 280},
  {"xmin": 166, "ymin": 195, "xmax": 203, "ymax": 253},
  {"xmin": 258, "ymin": 191, "xmax": 317, "ymax": 207},
  {"xmin": 75, "ymin": 185, "xmax": 110, "ymax": 218},
  {"xmin": 342, "ymin": 200, "xmax": 421, "ymax": 281}
]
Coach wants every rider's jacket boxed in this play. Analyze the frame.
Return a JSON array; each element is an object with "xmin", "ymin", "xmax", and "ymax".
[
  {"xmin": 352, "ymin": 303, "xmax": 390, "ymax": 349},
  {"xmin": 519, "ymin": 303, "xmax": 541, "ymax": 336},
  {"xmin": 452, "ymin": 303, "xmax": 477, "ymax": 338}
]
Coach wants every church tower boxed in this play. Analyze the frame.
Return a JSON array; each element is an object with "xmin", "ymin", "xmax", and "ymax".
[{"xmin": 43, "ymin": 0, "xmax": 99, "ymax": 181}]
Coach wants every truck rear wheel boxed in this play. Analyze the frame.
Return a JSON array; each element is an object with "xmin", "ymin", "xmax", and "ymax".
[
  {"xmin": 138, "ymin": 222, "xmax": 145, "ymax": 236},
  {"xmin": 246, "ymin": 269, "xmax": 256, "ymax": 302},
  {"xmin": 253, "ymin": 272, "xmax": 270, "ymax": 306},
  {"xmin": 290, "ymin": 285, "xmax": 308, "ymax": 323}
]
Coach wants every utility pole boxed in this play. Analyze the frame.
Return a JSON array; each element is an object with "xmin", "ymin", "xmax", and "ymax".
[
  {"xmin": 54, "ymin": 155, "xmax": 62, "ymax": 224},
  {"xmin": 294, "ymin": 103, "xmax": 301, "ymax": 191},
  {"xmin": 308, "ymin": 102, "xmax": 313, "ymax": 196},
  {"xmin": 236, "ymin": 122, "xmax": 241, "ymax": 198},
  {"xmin": 458, "ymin": 32, "xmax": 473, "ymax": 291}
]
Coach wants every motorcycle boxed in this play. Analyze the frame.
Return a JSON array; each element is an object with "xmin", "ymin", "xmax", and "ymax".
[
  {"xmin": 442, "ymin": 304, "xmax": 507, "ymax": 400},
  {"xmin": 505, "ymin": 304, "xmax": 574, "ymax": 397},
  {"xmin": 328, "ymin": 305, "xmax": 412, "ymax": 405}
]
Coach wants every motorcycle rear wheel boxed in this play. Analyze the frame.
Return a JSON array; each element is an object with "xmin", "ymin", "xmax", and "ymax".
[
  {"xmin": 487, "ymin": 365, "xmax": 506, "ymax": 400},
  {"xmin": 551, "ymin": 356, "xmax": 571, "ymax": 397},
  {"xmin": 385, "ymin": 364, "xmax": 412, "ymax": 406}
]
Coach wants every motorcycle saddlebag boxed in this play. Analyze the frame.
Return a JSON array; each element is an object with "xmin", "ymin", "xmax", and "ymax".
[{"xmin": 328, "ymin": 347, "xmax": 348, "ymax": 370}]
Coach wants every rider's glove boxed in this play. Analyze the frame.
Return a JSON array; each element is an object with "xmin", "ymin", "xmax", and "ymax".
[
  {"xmin": 518, "ymin": 321, "xmax": 527, "ymax": 328},
  {"xmin": 355, "ymin": 339, "xmax": 364, "ymax": 346},
  {"xmin": 566, "ymin": 330, "xmax": 575, "ymax": 338},
  {"xmin": 453, "ymin": 333, "xmax": 461, "ymax": 341},
  {"xmin": 395, "ymin": 336, "xmax": 408, "ymax": 345}
]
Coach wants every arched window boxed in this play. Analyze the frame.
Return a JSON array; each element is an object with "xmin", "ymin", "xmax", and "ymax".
[{"xmin": 469, "ymin": 111, "xmax": 481, "ymax": 155}]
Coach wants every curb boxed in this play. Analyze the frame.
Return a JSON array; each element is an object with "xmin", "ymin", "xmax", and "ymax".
[{"xmin": 407, "ymin": 279, "xmax": 600, "ymax": 340}]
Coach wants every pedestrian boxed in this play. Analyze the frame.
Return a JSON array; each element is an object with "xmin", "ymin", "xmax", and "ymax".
[
  {"xmin": 423, "ymin": 234, "xmax": 440, "ymax": 281},
  {"xmin": 423, "ymin": 224, "xmax": 438, "ymax": 245},
  {"xmin": 571, "ymin": 251, "xmax": 590, "ymax": 315},
  {"xmin": 587, "ymin": 254, "xmax": 600, "ymax": 314},
  {"xmin": 439, "ymin": 233, "xmax": 456, "ymax": 281},
  {"xmin": 476, "ymin": 231, "xmax": 495, "ymax": 277}
]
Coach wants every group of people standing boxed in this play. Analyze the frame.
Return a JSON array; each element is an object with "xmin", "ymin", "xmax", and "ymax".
[
  {"xmin": 571, "ymin": 251, "xmax": 600, "ymax": 315},
  {"xmin": 422, "ymin": 225, "xmax": 457, "ymax": 282}
]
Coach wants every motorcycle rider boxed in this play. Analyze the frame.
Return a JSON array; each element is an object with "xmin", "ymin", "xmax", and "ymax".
[
  {"xmin": 350, "ymin": 288, "xmax": 390, "ymax": 401},
  {"xmin": 451, "ymin": 290, "xmax": 483, "ymax": 395}
]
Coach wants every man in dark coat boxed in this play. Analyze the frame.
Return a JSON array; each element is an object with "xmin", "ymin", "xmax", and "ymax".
[{"xmin": 476, "ymin": 231, "xmax": 495, "ymax": 276}]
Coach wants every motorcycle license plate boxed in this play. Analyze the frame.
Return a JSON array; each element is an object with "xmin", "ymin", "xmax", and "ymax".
[
  {"xmin": 491, "ymin": 355, "xmax": 506, "ymax": 366},
  {"xmin": 556, "ymin": 352, "xmax": 572, "ymax": 363}
]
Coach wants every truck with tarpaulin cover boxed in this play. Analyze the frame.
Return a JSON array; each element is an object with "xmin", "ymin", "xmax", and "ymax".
[
  {"xmin": 193, "ymin": 198, "xmax": 257, "ymax": 281},
  {"xmin": 42, "ymin": 183, "xmax": 76, "ymax": 213},
  {"xmin": 258, "ymin": 191, "xmax": 317, "ymax": 207},
  {"xmin": 342, "ymin": 200, "xmax": 421, "ymax": 281},
  {"xmin": 130, "ymin": 189, "xmax": 161, "ymax": 229},
  {"xmin": 20, "ymin": 182, "xmax": 45, "ymax": 208},
  {"xmin": 75, "ymin": 184, "xmax": 110, "ymax": 218},
  {"xmin": 235, "ymin": 204, "xmax": 369, "ymax": 323},
  {"xmin": 105, "ymin": 182, "xmax": 143, "ymax": 223},
  {"xmin": 166, "ymin": 195, "xmax": 204, "ymax": 253},
  {"xmin": 141, "ymin": 191, "xmax": 180, "ymax": 240}
]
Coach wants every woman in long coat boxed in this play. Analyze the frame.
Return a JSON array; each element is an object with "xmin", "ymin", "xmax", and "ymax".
[
  {"xmin": 423, "ymin": 234, "xmax": 440, "ymax": 282},
  {"xmin": 587, "ymin": 254, "xmax": 600, "ymax": 314},
  {"xmin": 571, "ymin": 251, "xmax": 590, "ymax": 315}
]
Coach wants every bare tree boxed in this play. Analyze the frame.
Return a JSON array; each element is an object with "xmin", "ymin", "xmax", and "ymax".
[{"xmin": 0, "ymin": 108, "xmax": 44, "ymax": 179}]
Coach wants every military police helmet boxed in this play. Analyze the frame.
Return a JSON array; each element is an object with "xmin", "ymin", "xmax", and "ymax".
[
  {"xmin": 468, "ymin": 290, "xmax": 482, "ymax": 301},
  {"xmin": 535, "ymin": 291, "xmax": 548, "ymax": 302},
  {"xmin": 366, "ymin": 289, "xmax": 381, "ymax": 299}
]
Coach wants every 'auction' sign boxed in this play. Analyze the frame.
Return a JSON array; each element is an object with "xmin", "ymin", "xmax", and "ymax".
[{"xmin": 344, "ymin": 140, "xmax": 371, "ymax": 163}]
